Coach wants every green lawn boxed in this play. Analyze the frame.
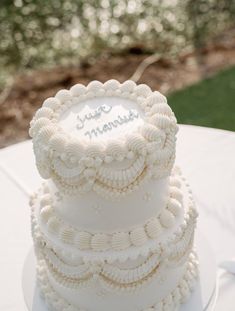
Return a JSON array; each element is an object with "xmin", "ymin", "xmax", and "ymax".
[{"xmin": 168, "ymin": 66, "xmax": 235, "ymax": 131}]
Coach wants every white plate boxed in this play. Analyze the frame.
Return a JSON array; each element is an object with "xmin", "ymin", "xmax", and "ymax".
[{"xmin": 22, "ymin": 231, "xmax": 217, "ymax": 311}]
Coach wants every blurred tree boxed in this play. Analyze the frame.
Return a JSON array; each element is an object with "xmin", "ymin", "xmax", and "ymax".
[
  {"xmin": 186, "ymin": 0, "xmax": 235, "ymax": 77},
  {"xmin": 0, "ymin": 0, "xmax": 234, "ymax": 86}
]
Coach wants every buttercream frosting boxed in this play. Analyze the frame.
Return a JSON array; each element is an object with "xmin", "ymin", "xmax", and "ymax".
[
  {"xmin": 29, "ymin": 81, "xmax": 199, "ymax": 311},
  {"xmin": 29, "ymin": 80, "xmax": 178, "ymax": 198}
]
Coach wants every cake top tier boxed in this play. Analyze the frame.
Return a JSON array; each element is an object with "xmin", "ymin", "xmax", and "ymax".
[{"xmin": 29, "ymin": 80, "xmax": 178, "ymax": 198}]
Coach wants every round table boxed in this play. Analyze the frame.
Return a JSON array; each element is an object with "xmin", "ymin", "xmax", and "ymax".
[{"xmin": 0, "ymin": 125, "xmax": 235, "ymax": 311}]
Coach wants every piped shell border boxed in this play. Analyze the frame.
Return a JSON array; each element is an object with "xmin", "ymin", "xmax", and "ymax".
[
  {"xmin": 30, "ymin": 172, "xmax": 198, "ymax": 262},
  {"xmin": 36, "ymin": 251, "xmax": 199, "ymax": 311},
  {"xmin": 29, "ymin": 80, "xmax": 178, "ymax": 198}
]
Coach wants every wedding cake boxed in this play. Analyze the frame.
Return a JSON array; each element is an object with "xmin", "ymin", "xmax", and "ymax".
[{"xmin": 29, "ymin": 80, "xmax": 198, "ymax": 311}]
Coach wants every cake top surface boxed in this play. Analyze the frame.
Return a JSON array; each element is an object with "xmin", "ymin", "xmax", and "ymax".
[
  {"xmin": 29, "ymin": 80, "xmax": 178, "ymax": 198},
  {"xmin": 59, "ymin": 96, "xmax": 144, "ymax": 142}
]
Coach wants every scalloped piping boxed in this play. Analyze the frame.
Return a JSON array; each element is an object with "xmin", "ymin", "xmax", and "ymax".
[
  {"xmin": 32, "ymin": 205, "xmax": 197, "ymax": 270},
  {"xmin": 35, "ymin": 180, "xmax": 184, "ymax": 252},
  {"xmin": 35, "ymin": 207, "xmax": 196, "ymax": 292},
  {"xmin": 29, "ymin": 80, "xmax": 178, "ymax": 197},
  {"xmin": 36, "ymin": 251, "xmax": 199, "ymax": 311},
  {"xmin": 44, "ymin": 253, "xmax": 163, "ymax": 291},
  {"xmin": 43, "ymin": 248, "xmax": 90, "ymax": 278},
  {"xmin": 39, "ymin": 233, "xmax": 195, "ymax": 292},
  {"xmin": 30, "ymin": 169, "xmax": 197, "ymax": 263},
  {"xmin": 32, "ymin": 200, "xmax": 197, "ymax": 265}
]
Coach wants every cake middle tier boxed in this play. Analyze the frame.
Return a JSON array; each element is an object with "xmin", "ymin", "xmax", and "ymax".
[
  {"xmin": 45, "ymin": 175, "xmax": 171, "ymax": 232},
  {"xmin": 31, "ymin": 169, "xmax": 191, "ymax": 256}
]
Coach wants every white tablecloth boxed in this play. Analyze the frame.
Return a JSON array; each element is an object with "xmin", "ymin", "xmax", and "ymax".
[{"xmin": 0, "ymin": 125, "xmax": 234, "ymax": 311}]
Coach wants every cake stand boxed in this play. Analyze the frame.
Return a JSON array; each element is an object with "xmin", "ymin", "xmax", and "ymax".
[{"xmin": 22, "ymin": 231, "xmax": 217, "ymax": 311}]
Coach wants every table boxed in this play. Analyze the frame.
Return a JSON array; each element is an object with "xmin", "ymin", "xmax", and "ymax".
[{"xmin": 0, "ymin": 125, "xmax": 235, "ymax": 311}]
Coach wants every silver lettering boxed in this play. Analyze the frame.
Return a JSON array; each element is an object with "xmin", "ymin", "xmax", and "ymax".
[{"xmin": 85, "ymin": 110, "xmax": 139, "ymax": 139}]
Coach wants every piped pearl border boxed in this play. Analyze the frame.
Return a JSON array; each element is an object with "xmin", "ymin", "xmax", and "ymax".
[
  {"xmin": 30, "ymin": 174, "xmax": 198, "ymax": 263},
  {"xmin": 43, "ymin": 251, "xmax": 164, "ymax": 292},
  {"xmin": 36, "ymin": 251, "xmax": 198, "ymax": 311},
  {"xmin": 29, "ymin": 80, "xmax": 178, "ymax": 198},
  {"xmin": 32, "ymin": 177, "xmax": 185, "ymax": 252},
  {"xmin": 35, "ymin": 225, "xmax": 195, "ymax": 293}
]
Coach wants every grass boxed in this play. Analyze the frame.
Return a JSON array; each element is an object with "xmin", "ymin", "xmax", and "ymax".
[{"xmin": 168, "ymin": 66, "xmax": 235, "ymax": 131}]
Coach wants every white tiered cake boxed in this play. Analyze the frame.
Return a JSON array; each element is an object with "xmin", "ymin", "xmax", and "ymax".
[{"xmin": 29, "ymin": 80, "xmax": 198, "ymax": 311}]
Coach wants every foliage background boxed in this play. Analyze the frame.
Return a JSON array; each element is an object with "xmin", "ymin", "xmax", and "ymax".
[
  {"xmin": 0, "ymin": 0, "xmax": 235, "ymax": 86},
  {"xmin": 0, "ymin": 0, "xmax": 235, "ymax": 147}
]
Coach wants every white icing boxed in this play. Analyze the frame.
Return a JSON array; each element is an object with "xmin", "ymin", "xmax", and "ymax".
[
  {"xmin": 36, "ymin": 250, "xmax": 198, "ymax": 311},
  {"xmin": 111, "ymin": 232, "xmax": 131, "ymax": 251},
  {"xmin": 31, "ymin": 171, "xmax": 197, "ymax": 258},
  {"xmin": 49, "ymin": 177, "xmax": 169, "ymax": 232},
  {"xmin": 30, "ymin": 171, "xmax": 198, "ymax": 311},
  {"xmin": 35, "ymin": 202, "xmax": 197, "ymax": 299},
  {"xmin": 59, "ymin": 97, "xmax": 144, "ymax": 142},
  {"xmin": 29, "ymin": 80, "xmax": 198, "ymax": 311},
  {"xmin": 74, "ymin": 232, "xmax": 92, "ymax": 250},
  {"xmin": 29, "ymin": 80, "xmax": 178, "ymax": 197},
  {"xmin": 145, "ymin": 218, "xmax": 162, "ymax": 239},
  {"xmin": 34, "ymin": 183, "xmax": 184, "ymax": 252}
]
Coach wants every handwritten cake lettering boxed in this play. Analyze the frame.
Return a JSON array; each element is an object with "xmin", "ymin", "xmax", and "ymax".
[
  {"xmin": 76, "ymin": 104, "xmax": 112, "ymax": 130},
  {"xmin": 84, "ymin": 109, "xmax": 139, "ymax": 139}
]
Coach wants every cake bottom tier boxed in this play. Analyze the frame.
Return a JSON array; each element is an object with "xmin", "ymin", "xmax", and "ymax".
[{"xmin": 36, "ymin": 251, "xmax": 198, "ymax": 311}]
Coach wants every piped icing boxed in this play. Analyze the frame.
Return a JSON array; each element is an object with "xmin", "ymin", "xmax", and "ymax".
[
  {"xmin": 30, "ymin": 171, "xmax": 198, "ymax": 261},
  {"xmin": 36, "ymin": 250, "xmax": 198, "ymax": 311},
  {"xmin": 29, "ymin": 80, "xmax": 178, "ymax": 198},
  {"xmin": 32, "ymin": 176, "xmax": 192, "ymax": 253},
  {"xmin": 29, "ymin": 81, "xmax": 199, "ymax": 311},
  {"xmin": 33, "ymin": 202, "xmax": 196, "ymax": 292}
]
